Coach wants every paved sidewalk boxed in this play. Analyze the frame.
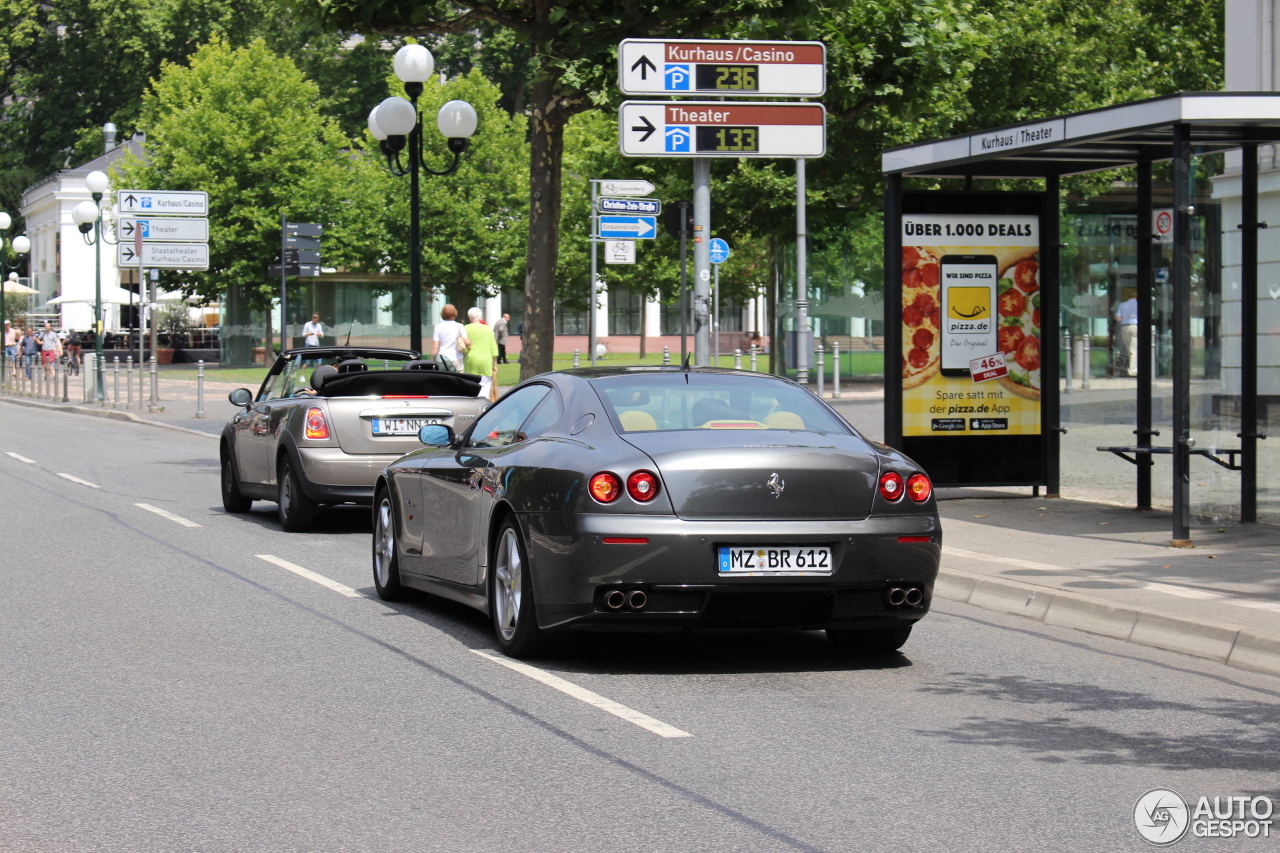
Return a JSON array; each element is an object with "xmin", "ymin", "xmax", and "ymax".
[{"xmin": 4, "ymin": 382, "xmax": 1279, "ymax": 678}]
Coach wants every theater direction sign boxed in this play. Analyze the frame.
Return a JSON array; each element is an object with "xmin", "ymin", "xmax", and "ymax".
[
  {"xmin": 118, "ymin": 242, "xmax": 210, "ymax": 270},
  {"xmin": 619, "ymin": 101, "xmax": 826, "ymax": 158},
  {"xmin": 618, "ymin": 39, "xmax": 826, "ymax": 97}
]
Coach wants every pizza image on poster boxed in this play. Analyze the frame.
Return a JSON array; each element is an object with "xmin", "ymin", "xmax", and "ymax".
[{"xmin": 899, "ymin": 213, "xmax": 1041, "ymax": 438}]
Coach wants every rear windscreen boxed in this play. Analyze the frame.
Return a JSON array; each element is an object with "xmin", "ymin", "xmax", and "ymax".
[{"xmin": 593, "ymin": 373, "xmax": 850, "ymax": 434}]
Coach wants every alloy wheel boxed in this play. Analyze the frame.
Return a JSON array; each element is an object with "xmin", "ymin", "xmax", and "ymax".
[
  {"xmin": 375, "ymin": 499, "xmax": 395, "ymax": 587},
  {"xmin": 494, "ymin": 528, "xmax": 522, "ymax": 641}
]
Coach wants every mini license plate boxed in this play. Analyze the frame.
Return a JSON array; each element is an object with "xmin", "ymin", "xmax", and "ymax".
[
  {"xmin": 717, "ymin": 545, "xmax": 833, "ymax": 577},
  {"xmin": 371, "ymin": 417, "xmax": 438, "ymax": 436}
]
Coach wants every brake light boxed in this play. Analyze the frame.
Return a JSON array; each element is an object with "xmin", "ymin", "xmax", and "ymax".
[
  {"xmin": 304, "ymin": 407, "xmax": 329, "ymax": 440},
  {"xmin": 626, "ymin": 470, "xmax": 659, "ymax": 502},
  {"xmin": 906, "ymin": 473, "xmax": 933, "ymax": 502},
  {"xmin": 898, "ymin": 536, "xmax": 931, "ymax": 543},
  {"xmin": 878, "ymin": 471, "xmax": 904, "ymax": 501},
  {"xmin": 382, "ymin": 395, "xmax": 431, "ymax": 399},
  {"xmin": 603, "ymin": 537, "xmax": 649, "ymax": 544},
  {"xmin": 589, "ymin": 472, "xmax": 621, "ymax": 503}
]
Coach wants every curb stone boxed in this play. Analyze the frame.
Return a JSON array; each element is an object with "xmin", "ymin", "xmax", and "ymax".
[
  {"xmin": 935, "ymin": 567, "xmax": 1280, "ymax": 678},
  {"xmin": 0, "ymin": 396, "xmax": 218, "ymax": 439}
]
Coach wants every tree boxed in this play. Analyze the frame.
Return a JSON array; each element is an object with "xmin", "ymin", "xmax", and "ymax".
[
  {"xmin": 113, "ymin": 39, "xmax": 381, "ymax": 313},
  {"xmin": 302, "ymin": 0, "xmax": 807, "ymax": 379}
]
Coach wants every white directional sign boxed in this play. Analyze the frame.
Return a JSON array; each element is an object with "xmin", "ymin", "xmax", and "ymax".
[
  {"xmin": 118, "ymin": 242, "xmax": 210, "ymax": 270},
  {"xmin": 619, "ymin": 39, "xmax": 826, "ymax": 97},
  {"xmin": 118, "ymin": 217, "xmax": 209, "ymax": 243},
  {"xmin": 598, "ymin": 179, "xmax": 655, "ymax": 197},
  {"xmin": 619, "ymin": 101, "xmax": 826, "ymax": 158},
  {"xmin": 117, "ymin": 189, "xmax": 208, "ymax": 217},
  {"xmin": 597, "ymin": 215, "xmax": 658, "ymax": 239}
]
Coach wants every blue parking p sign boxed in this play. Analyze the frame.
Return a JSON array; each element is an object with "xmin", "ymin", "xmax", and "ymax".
[
  {"xmin": 664, "ymin": 64, "xmax": 691, "ymax": 90},
  {"xmin": 665, "ymin": 126, "xmax": 691, "ymax": 153},
  {"xmin": 709, "ymin": 238, "xmax": 731, "ymax": 264}
]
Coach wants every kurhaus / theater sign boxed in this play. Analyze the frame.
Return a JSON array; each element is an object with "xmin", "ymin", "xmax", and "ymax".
[{"xmin": 969, "ymin": 119, "xmax": 1065, "ymax": 157}]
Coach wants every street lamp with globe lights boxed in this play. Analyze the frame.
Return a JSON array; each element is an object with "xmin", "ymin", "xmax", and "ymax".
[
  {"xmin": 369, "ymin": 43, "xmax": 478, "ymax": 353},
  {"xmin": 70, "ymin": 168, "xmax": 114, "ymax": 402},
  {"xmin": 0, "ymin": 214, "xmax": 31, "ymax": 385}
]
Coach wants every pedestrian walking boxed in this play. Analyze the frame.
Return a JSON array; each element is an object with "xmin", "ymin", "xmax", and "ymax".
[
  {"xmin": 463, "ymin": 307, "xmax": 499, "ymax": 400},
  {"xmin": 38, "ymin": 322, "xmax": 61, "ymax": 378},
  {"xmin": 1115, "ymin": 289, "xmax": 1138, "ymax": 376},
  {"xmin": 494, "ymin": 313, "xmax": 510, "ymax": 364},
  {"xmin": 302, "ymin": 313, "xmax": 324, "ymax": 348},
  {"xmin": 432, "ymin": 304, "xmax": 467, "ymax": 372},
  {"xmin": 4, "ymin": 320, "xmax": 19, "ymax": 360},
  {"xmin": 19, "ymin": 328, "xmax": 38, "ymax": 378}
]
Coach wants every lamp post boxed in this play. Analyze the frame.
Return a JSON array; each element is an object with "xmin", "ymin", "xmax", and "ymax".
[
  {"xmin": 368, "ymin": 44, "xmax": 478, "ymax": 353},
  {"xmin": 1, "ymin": 213, "xmax": 32, "ymax": 386},
  {"xmin": 71, "ymin": 169, "xmax": 113, "ymax": 402}
]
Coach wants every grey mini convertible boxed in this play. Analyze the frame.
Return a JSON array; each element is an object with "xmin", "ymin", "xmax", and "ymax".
[
  {"xmin": 220, "ymin": 346, "xmax": 490, "ymax": 531},
  {"xmin": 372, "ymin": 366, "xmax": 941, "ymax": 658}
]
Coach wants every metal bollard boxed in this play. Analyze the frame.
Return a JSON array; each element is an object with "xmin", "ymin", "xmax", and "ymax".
[
  {"xmin": 149, "ymin": 356, "xmax": 159, "ymax": 410},
  {"xmin": 113, "ymin": 357, "xmax": 120, "ymax": 407},
  {"xmin": 196, "ymin": 360, "xmax": 205, "ymax": 418},
  {"xmin": 816, "ymin": 345, "xmax": 826, "ymax": 398},
  {"xmin": 1063, "ymin": 330, "xmax": 1072, "ymax": 394},
  {"xmin": 662, "ymin": 346, "xmax": 670, "ymax": 365},
  {"xmin": 61, "ymin": 356, "xmax": 68, "ymax": 402},
  {"xmin": 383, "ymin": 359, "xmax": 390, "ymax": 371},
  {"xmin": 1081, "ymin": 334, "xmax": 1091, "ymax": 390},
  {"xmin": 126, "ymin": 357, "xmax": 133, "ymax": 409},
  {"xmin": 573, "ymin": 349, "xmax": 580, "ymax": 368},
  {"xmin": 750, "ymin": 345, "xmax": 758, "ymax": 372},
  {"xmin": 734, "ymin": 348, "xmax": 742, "ymax": 370},
  {"xmin": 833, "ymin": 340, "xmax": 841, "ymax": 398}
]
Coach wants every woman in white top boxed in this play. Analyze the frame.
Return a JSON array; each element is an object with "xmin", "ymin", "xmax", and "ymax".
[{"xmin": 432, "ymin": 304, "xmax": 469, "ymax": 371}]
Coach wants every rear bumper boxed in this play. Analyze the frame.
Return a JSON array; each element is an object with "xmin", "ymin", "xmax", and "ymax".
[
  {"xmin": 521, "ymin": 512, "xmax": 941, "ymax": 632},
  {"xmin": 296, "ymin": 447, "xmax": 399, "ymax": 504}
]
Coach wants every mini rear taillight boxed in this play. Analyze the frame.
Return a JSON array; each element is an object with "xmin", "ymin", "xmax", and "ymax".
[
  {"xmin": 589, "ymin": 472, "xmax": 621, "ymax": 503},
  {"xmin": 304, "ymin": 407, "xmax": 329, "ymax": 440},
  {"xmin": 626, "ymin": 470, "xmax": 659, "ymax": 502},
  {"xmin": 878, "ymin": 471, "xmax": 904, "ymax": 502},
  {"xmin": 906, "ymin": 473, "xmax": 933, "ymax": 502}
]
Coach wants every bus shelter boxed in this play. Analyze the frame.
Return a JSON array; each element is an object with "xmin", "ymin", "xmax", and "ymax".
[{"xmin": 881, "ymin": 92, "xmax": 1280, "ymax": 545}]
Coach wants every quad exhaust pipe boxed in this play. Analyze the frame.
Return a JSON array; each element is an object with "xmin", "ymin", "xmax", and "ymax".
[
  {"xmin": 603, "ymin": 589, "xmax": 648, "ymax": 611},
  {"xmin": 887, "ymin": 586, "xmax": 925, "ymax": 608}
]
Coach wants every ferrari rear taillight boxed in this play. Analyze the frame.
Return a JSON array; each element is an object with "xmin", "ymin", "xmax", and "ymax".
[
  {"xmin": 878, "ymin": 471, "xmax": 904, "ymax": 502},
  {"xmin": 906, "ymin": 473, "xmax": 933, "ymax": 502},
  {"xmin": 626, "ymin": 470, "xmax": 659, "ymax": 502},
  {"xmin": 589, "ymin": 472, "xmax": 621, "ymax": 503},
  {"xmin": 304, "ymin": 407, "xmax": 329, "ymax": 440}
]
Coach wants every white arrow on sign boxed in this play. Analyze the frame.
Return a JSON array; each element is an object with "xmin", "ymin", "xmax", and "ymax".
[
  {"xmin": 117, "ymin": 189, "xmax": 208, "ymax": 217},
  {"xmin": 598, "ymin": 179, "xmax": 656, "ymax": 197},
  {"xmin": 117, "ymin": 217, "xmax": 209, "ymax": 243},
  {"xmin": 117, "ymin": 242, "xmax": 210, "ymax": 270}
]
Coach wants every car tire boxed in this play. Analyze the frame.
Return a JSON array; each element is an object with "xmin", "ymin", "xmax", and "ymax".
[
  {"xmin": 826, "ymin": 625, "xmax": 913, "ymax": 655},
  {"xmin": 490, "ymin": 519, "xmax": 546, "ymax": 658},
  {"xmin": 277, "ymin": 455, "xmax": 319, "ymax": 532},
  {"xmin": 372, "ymin": 489, "xmax": 405, "ymax": 600},
  {"xmin": 221, "ymin": 451, "xmax": 252, "ymax": 513}
]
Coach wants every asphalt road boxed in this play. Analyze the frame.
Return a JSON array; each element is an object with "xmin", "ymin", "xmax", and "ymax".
[{"xmin": 2, "ymin": 400, "xmax": 1278, "ymax": 852}]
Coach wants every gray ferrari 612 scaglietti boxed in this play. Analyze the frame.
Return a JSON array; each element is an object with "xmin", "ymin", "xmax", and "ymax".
[
  {"xmin": 220, "ymin": 346, "xmax": 490, "ymax": 532},
  {"xmin": 372, "ymin": 366, "xmax": 941, "ymax": 658}
]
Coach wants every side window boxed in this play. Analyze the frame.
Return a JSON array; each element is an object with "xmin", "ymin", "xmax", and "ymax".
[
  {"xmin": 467, "ymin": 384, "xmax": 551, "ymax": 448},
  {"xmin": 257, "ymin": 367, "xmax": 288, "ymax": 402},
  {"xmin": 517, "ymin": 391, "xmax": 564, "ymax": 441},
  {"xmin": 260, "ymin": 357, "xmax": 303, "ymax": 401}
]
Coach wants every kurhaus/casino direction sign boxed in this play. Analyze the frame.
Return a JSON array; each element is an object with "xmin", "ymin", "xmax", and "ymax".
[{"xmin": 618, "ymin": 39, "xmax": 826, "ymax": 97}]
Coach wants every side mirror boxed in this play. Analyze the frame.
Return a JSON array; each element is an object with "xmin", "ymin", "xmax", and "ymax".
[
  {"xmin": 228, "ymin": 388, "xmax": 253, "ymax": 407},
  {"xmin": 419, "ymin": 423, "xmax": 455, "ymax": 446}
]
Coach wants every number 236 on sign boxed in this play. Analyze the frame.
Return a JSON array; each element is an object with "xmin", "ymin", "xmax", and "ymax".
[{"xmin": 970, "ymin": 352, "xmax": 1009, "ymax": 383}]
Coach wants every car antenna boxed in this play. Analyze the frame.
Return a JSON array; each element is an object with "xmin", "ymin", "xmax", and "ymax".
[
  {"xmin": 344, "ymin": 319, "xmax": 353, "ymax": 346},
  {"xmin": 681, "ymin": 353, "xmax": 692, "ymax": 372}
]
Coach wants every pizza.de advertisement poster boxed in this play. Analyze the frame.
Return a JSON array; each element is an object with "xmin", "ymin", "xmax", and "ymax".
[{"xmin": 900, "ymin": 214, "xmax": 1042, "ymax": 438}]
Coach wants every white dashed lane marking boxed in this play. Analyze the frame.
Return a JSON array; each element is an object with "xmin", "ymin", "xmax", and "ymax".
[
  {"xmin": 5, "ymin": 452, "xmax": 36, "ymax": 464},
  {"xmin": 135, "ymin": 503, "xmax": 202, "ymax": 528},
  {"xmin": 256, "ymin": 555, "xmax": 361, "ymax": 598},
  {"xmin": 56, "ymin": 473, "xmax": 100, "ymax": 489},
  {"xmin": 471, "ymin": 649, "xmax": 693, "ymax": 739}
]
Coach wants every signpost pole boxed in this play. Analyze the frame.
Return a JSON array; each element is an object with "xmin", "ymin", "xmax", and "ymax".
[
  {"xmin": 590, "ymin": 180, "xmax": 598, "ymax": 367},
  {"xmin": 280, "ymin": 212, "xmax": 288, "ymax": 353},
  {"xmin": 713, "ymin": 262, "xmax": 719, "ymax": 366},
  {"xmin": 795, "ymin": 158, "xmax": 810, "ymax": 384},
  {"xmin": 693, "ymin": 158, "xmax": 711, "ymax": 366},
  {"xmin": 679, "ymin": 230, "xmax": 688, "ymax": 363}
]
